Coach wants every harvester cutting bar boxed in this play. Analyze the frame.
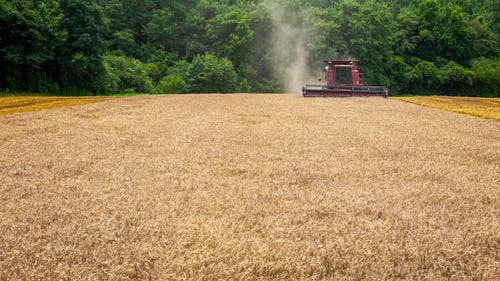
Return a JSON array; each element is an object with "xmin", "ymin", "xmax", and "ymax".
[{"xmin": 303, "ymin": 84, "xmax": 388, "ymax": 98}]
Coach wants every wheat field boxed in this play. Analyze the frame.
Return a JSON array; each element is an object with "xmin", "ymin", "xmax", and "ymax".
[{"xmin": 0, "ymin": 94, "xmax": 499, "ymax": 280}]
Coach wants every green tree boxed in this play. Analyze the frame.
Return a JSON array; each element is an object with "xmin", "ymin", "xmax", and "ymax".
[
  {"xmin": 1, "ymin": 0, "xmax": 498, "ymax": 96},
  {"xmin": 103, "ymin": 52, "xmax": 154, "ymax": 93},
  {"xmin": 413, "ymin": 0, "xmax": 474, "ymax": 65},
  {"xmin": 154, "ymin": 60, "xmax": 189, "ymax": 94},
  {"xmin": 0, "ymin": 0, "xmax": 66, "ymax": 92},
  {"xmin": 143, "ymin": 7, "xmax": 177, "ymax": 52},
  {"xmin": 471, "ymin": 57, "xmax": 500, "ymax": 97},
  {"xmin": 57, "ymin": 0, "xmax": 109, "ymax": 93},
  {"xmin": 438, "ymin": 61, "xmax": 473, "ymax": 95},
  {"xmin": 207, "ymin": 11, "xmax": 254, "ymax": 68},
  {"xmin": 186, "ymin": 53, "xmax": 238, "ymax": 93},
  {"xmin": 313, "ymin": 0, "xmax": 397, "ymax": 85},
  {"xmin": 413, "ymin": 60, "xmax": 440, "ymax": 94}
]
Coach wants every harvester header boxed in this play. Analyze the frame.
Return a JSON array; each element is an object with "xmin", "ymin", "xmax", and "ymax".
[{"xmin": 303, "ymin": 60, "xmax": 388, "ymax": 98}]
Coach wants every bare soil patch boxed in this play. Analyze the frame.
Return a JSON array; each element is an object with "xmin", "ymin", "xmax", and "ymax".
[{"xmin": 1, "ymin": 94, "xmax": 499, "ymax": 280}]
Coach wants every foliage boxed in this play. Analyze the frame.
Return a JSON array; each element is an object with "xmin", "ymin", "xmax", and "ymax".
[
  {"xmin": 155, "ymin": 74, "xmax": 185, "ymax": 94},
  {"xmin": 0, "ymin": 0, "xmax": 498, "ymax": 96},
  {"xmin": 437, "ymin": 61, "xmax": 474, "ymax": 95},
  {"xmin": 57, "ymin": 0, "xmax": 108, "ymax": 93},
  {"xmin": 103, "ymin": 52, "xmax": 154, "ymax": 94},
  {"xmin": 471, "ymin": 57, "xmax": 500, "ymax": 97},
  {"xmin": 152, "ymin": 60, "xmax": 189, "ymax": 94},
  {"xmin": 186, "ymin": 53, "xmax": 238, "ymax": 93},
  {"xmin": 0, "ymin": 0, "xmax": 66, "ymax": 92}
]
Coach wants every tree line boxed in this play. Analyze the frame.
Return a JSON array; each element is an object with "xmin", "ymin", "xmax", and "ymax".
[{"xmin": 0, "ymin": 0, "xmax": 498, "ymax": 96}]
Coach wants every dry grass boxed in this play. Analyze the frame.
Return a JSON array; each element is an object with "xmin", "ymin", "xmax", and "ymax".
[
  {"xmin": 0, "ymin": 94, "xmax": 499, "ymax": 280},
  {"xmin": 0, "ymin": 96, "xmax": 118, "ymax": 116},
  {"xmin": 395, "ymin": 96, "xmax": 500, "ymax": 120}
]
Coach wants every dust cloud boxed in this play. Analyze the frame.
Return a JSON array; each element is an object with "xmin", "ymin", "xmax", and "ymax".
[{"xmin": 265, "ymin": 1, "xmax": 318, "ymax": 94}]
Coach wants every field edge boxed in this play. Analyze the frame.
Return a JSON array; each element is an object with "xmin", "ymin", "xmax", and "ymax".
[{"xmin": 393, "ymin": 96, "xmax": 500, "ymax": 121}]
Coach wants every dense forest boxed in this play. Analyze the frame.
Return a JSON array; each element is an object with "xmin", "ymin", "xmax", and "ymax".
[{"xmin": 0, "ymin": 0, "xmax": 498, "ymax": 96}]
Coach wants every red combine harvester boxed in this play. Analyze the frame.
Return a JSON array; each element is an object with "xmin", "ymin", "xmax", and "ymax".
[{"xmin": 302, "ymin": 60, "xmax": 388, "ymax": 98}]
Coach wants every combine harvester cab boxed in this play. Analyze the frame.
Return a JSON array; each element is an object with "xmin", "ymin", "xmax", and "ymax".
[{"xmin": 303, "ymin": 60, "xmax": 388, "ymax": 98}]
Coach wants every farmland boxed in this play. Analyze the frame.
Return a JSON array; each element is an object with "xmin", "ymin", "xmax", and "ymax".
[
  {"xmin": 0, "ymin": 94, "xmax": 499, "ymax": 280},
  {"xmin": 396, "ymin": 96, "xmax": 500, "ymax": 120},
  {"xmin": 0, "ymin": 96, "xmax": 117, "ymax": 116}
]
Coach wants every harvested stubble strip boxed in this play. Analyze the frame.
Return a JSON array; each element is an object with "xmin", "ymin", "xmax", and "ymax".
[
  {"xmin": 0, "ymin": 96, "xmax": 118, "ymax": 116},
  {"xmin": 395, "ymin": 96, "xmax": 500, "ymax": 120},
  {"xmin": 0, "ymin": 94, "xmax": 499, "ymax": 280}
]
